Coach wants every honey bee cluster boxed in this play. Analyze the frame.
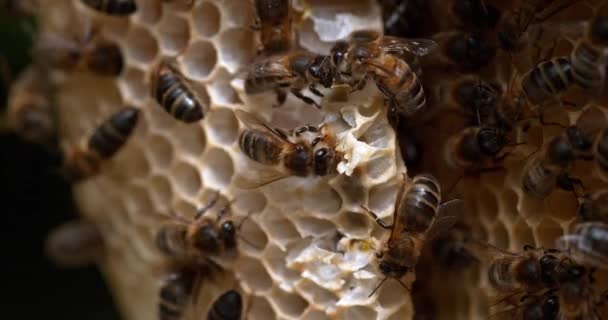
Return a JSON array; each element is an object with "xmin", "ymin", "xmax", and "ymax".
[{"xmin": 6, "ymin": 0, "xmax": 608, "ymax": 319}]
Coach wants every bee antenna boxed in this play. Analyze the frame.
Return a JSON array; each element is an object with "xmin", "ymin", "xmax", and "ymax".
[
  {"xmin": 195, "ymin": 192, "xmax": 221, "ymax": 220},
  {"xmin": 236, "ymin": 212, "xmax": 263, "ymax": 250},
  {"xmin": 368, "ymin": 277, "xmax": 388, "ymax": 297}
]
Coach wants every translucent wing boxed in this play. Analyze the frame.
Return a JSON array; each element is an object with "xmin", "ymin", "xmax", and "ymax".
[
  {"xmin": 380, "ymin": 37, "xmax": 439, "ymax": 57},
  {"xmin": 234, "ymin": 109, "xmax": 291, "ymax": 143},
  {"xmin": 426, "ymin": 199, "xmax": 463, "ymax": 241},
  {"xmin": 387, "ymin": 173, "xmax": 410, "ymax": 243},
  {"xmin": 233, "ymin": 168, "xmax": 290, "ymax": 189}
]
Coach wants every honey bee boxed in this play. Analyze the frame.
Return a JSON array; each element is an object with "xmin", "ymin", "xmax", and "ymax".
[
  {"xmin": 519, "ymin": 56, "xmax": 574, "ymax": 107},
  {"xmin": 362, "ymin": 173, "xmax": 464, "ymax": 295},
  {"xmin": 557, "ymin": 222, "xmax": 608, "ymax": 270},
  {"xmin": 447, "ymin": 76, "xmax": 501, "ymax": 126},
  {"xmin": 495, "ymin": 291, "xmax": 560, "ymax": 320},
  {"xmin": 36, "ymin": 30, "xmax": 124, "ymax": 77},
  {"xmin": 44, "ymin": 219, "xmax": 104, "ymax": 268},
  {"xmin": 158, "ymin": 266, "xmax": 208, "ymax": 320},
  {"xmin": 80, "ymin": 0, "xmax": 136, "ymax": 16},
  {"xmin": 431, "ymin": 31, "xmax": 496, "ymax": 71},
  {"xmin": 577, "ymin": 190, "xmax": 608, "ymax": 223},
  {"xmin": 151, "ymin": 59, "xmax": 209, "ymax": 123},
  {"xmin": 444, "ymin": 126, "xmax": 508, "ymax": 171},
  {"xmin": 522, "ymin": 125, "xmax": 593, "ymax": 199},
  {"xmin": 207, "ymin": 290, "xmax": 242, "ymax": 320},
  {"xmin": 594, "ymin": 128, "xmax": 608, "ymax": 183},
  {"xmin": 381, "ymin": 0, "xmax": 430, "ymax": 37},
  {"xmin": 6, "ymin": 65, "xmax": 56, "ymax": 146},
  {"xmin": 234, "ymin": 110, "xmax": 340, "ymax": 188},
  {"xmin": 497, "ymin": 0, "xmax": 577, "ymax": 52},
  {"xmin": 244, "ymin": 50, "xmax": 333, "ymax": 108},
  {"xmin": 254, "ymin": 0, "xmax": 292, "ymax": 54},
  {"xmin": 570, "ymin": 15, "xmax": 608, "ymax": 92},
  {"xmin": 63, "ymin": 107, "xmax": 140, "ymax": 181},
  {"xmin": 330, "ymin": 31, "xmax": 438, "ymax": 117},
  {"xmin": 155, "ymin": 194, "xmax": 238, "ymax": 261}
]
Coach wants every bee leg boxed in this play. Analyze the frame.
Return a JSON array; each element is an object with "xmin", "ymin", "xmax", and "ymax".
[
  {"xmin": 360, "ymin": 205, "xmax": 393, "ymax": 229},
  {"xmin": 290, "ymin": 88, "xmax": 321, "ymax": 109},
  {"xmin": 194, "ymin": 192, "xmax": 221, "ymax": 220},
  {"xmin": 309, "ymin": 84, "xmax": 324, "ymax": 97}
]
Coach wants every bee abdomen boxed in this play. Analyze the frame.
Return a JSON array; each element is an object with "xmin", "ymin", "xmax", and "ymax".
[
  {"xmin": 395, "ymin": 78, "xmax": 426, "ymax": 118},
  {"xmin": 88, "ymin": 107, "xmax": 139, "ymax": 159},
  {"xmin": 81, "ymin": 0, "xmax": 137, "ymax": 15},
  {"xmin": 159, "ymin": 270, "xmax": 196, "ymax": 320},
  {"xmin": 207, "ymin": 290, "xmax": 242, "ymax": 320},
  {"xmin": 155, "ymin": 72, "xmax": 204, "ymax": 123},
  {"xmin": 238, "ymin": 130, "xmax": 282, "ymax": 165},
  {"xmin": 403, "ymin": 175, "xmax": 441, "ymax": 233},
  {"xmin": 521, "ymin": 56, "xmax": 574, "ymax": 105},
  {"xmin": 571, "ymin": 41, "xmax": 603, "ymax": 89}
]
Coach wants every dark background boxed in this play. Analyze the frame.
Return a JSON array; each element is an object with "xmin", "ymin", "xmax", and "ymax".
[{"xmin": 0, "ymin": 8, "xmax": 121, "ymax": 320}]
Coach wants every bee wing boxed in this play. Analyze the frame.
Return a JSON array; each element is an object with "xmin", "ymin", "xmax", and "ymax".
[
  {"xmin": 380, "ymin": 37, "xmax": 438, "ymax": 57},
  {"xmin": 233, "ymin": 168, "xmax": 290, "ymax": 189},
  {"xmin": 425, "ymin": 199, "xmax": 463, "ymax": 241},
  {"xmin": 235, "ymin": 110, "xmax": 292, "ymax": 143}
]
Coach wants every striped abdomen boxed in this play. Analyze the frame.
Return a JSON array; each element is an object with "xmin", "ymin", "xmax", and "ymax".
[
  {"xmin": 571, "ymin": 40, "xmax": 605, "ymax": 89},
  {"xmin": 401, "ymin": 174, "xmax": 441, "ymax": 233},
  {"xmin": 207, "ymin": 290, "xmax": 242, "ymax": 320},
  {"xmin": 238, "ymin": 129, "xmax": 283, "ymax": 165},
  {"xmin": 159, "ymin": 270, "xmax": 197, "ymax": 320},
  {"xmin": 88, "ymin": 107, "xmax": 139, "ymax": 159},
  {"xmin": 522, "ymin": 156, "xmax": 557, "ymax": 199},
  {"xmin": 375, "ymin": 56, "xmax": 425, "ymax": 117},
  {"xmin": 155, "ymin": 225, "xmax": 189, "ymax": 259},
  {"xmin": 488, "ymin": 257, "xmax": 519, "ymax": 292},
  {"xmin": 81, "ymin": 0, "xmax": 137, "ymax": 15},
  {"xmin": 255, "ymin": 0, "xmax": 292, "ymax": 53},
  {"xmin": 154, "ymin": 66, "xmax": 205, "ymax": 123},
  {"xmin": 521, "ymin": 56, "xmax": 574, "ymax": 105}
]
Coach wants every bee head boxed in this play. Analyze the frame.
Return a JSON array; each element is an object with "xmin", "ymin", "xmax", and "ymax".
[
  {"xmin": 330, "ymin": 41, "xmax": 349, "ymax": 68},
  {"xmin": 378, "ymin": 260, "xmax": 409, "ymax": 279},
  {"xmin": 539, "ymin": 254, "xmax": 559, "ymax": 286},
  {"xmin": 193, "ymin": 224, "xmax": 220, "ymax": 253},
  {"xmin": 312, "ymin": 147, "xmax": 337, "ymax": 176},
  {"xmin": 547, "ymin": 136, "xmax": 575, "ymax": 166},
  {"xmin": 541, "ymin": 294, "xmax": 560, "ymax": 319},
  {"xmin": 566, "ymin": 126, "xmax": 592, "ymax": 152},
  {"xmin": 477, "ymin": 127, "xmax": 506, "ymax": 156},
  {"xmin": 220, "ymin": 221, "xmax": 237, "ymax": 249},
  {"xmin": 515, "ymin": 257, "xmax": 542, "ymax": 287},
  {"xmin": 308, "ymin": 56, "xmax": 334, "ymax": 88}
]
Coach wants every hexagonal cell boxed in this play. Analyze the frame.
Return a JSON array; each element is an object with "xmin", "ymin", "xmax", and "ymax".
[
  {"xmin": 263, "ymin": 244, "xmax": 302, "ymax": 285},
  {"xmin": 336, "ymin": 211, "xmax": 371, "ymax": 238},
  {"xmin": 156, "ymin": 12, "xmax": 191, "ymax": 54},
  {"xmin": 329, "ymin": 174, "xmax": 367, "ymax": 207},
  {"xmin": 207, "ymin": 67, "xmax": 242, "ymax": 105},
  {"xmin": 124, "ymin": 25, "xmax": 159, "ymax": 66},
  {"xmin": 248, "ymin": 296, "xmax": 276, "ymax": 320},
  {"xmin": 145, "ymin": 134, "xmax": 175, "ymax": 169},
  {"xmin": 269, "ymin": 287, "xmax": 309, "ymax": 319},
  {"xmin": 368, "ymin": 180, "xmax": 399, "ymax": 219},
  {"xmin": 545, "ymin": 189, "xmax": 578, "ymax": 222},
  {"xmin": 204, "ymin": 107, "xmax": 239, "ymax": 145},
  {"xmin": 293, "ymin": 217, "xmax": 336, "ymax": 238},
  {"xmin": 218, "ymin": 0, "xmax": 256, "ymax": 28},
  {"xmin": 173, "ymin": 199, "xmax": 197, "ymax": 218},
  {"xmin": 217, "ymin": 28, "xmax": 256, "ymax": 73},
  {"xmin": 201, "ymin": 147, "xmax": 234, "ymax": 189},
  {"xmin": 296, "ymin": 279, "xmax": 338, "ymax": 309},
  {"xmin": 233, "ymin": 189, "xmax": 268, "ymax": 215},
  {"xmin": 365, "ymin": 155, "xmax": 395, "ymax": 182},
  {"xmin": 235, "ymin": 255, "xmax": 273, "ymax": 293},
  {"xmin": 192, "ymin": 1, "xmax": 222, "ymax": 37},
  {"xmin": 498, "ymin": 188, "xmax": 520, "ymax": 222},
  {"xmin": 258, "ymin": 212, "xmax": 300, "ymax": 248},
  {"xmin": 113, "ymin": 142, "xmax": 151, "ymax": 179},
  {"xmin": 148, "ymin": 175, "xmax": 174, "ymax": 209},
  {"xmin": 361, "ymin": 120, "xmax": 393, "ymax": 149},
  {"xmin": 477, "ymin": 187, "xmax": 499, "ymax": 221},
  {"xmin": 388, "ymin": 306, "xmax": 412, "ymax": 320},
  {"xmin": 170, "ymin": 160, "xmax": 202, "ymax": 197},
  {"xmin": 171, "ymin": 124, "xmax": 207, "ymax": 156},
  {"xmin": 301, "ymin": 183, "xmax": 342, "ymax": 216},
  {"xmin": 534, "ymin": 218, "xmax": 565, "ymax": 249},
  {"xmin": 133, "ymin": 0, "xmax": 162, "ymax": 25},
  {"xmin": 338, "ymin": 306, "xmax": 377, "ymax": 320},
  {"xmin": 119, "ymin": 67, "xmax": 148, "ymax": 103},
  {"xmin": 180, "ymin": 40, "xmax": 218, "ymax": 80},
  {"xmin": 124, "ymin": 184, "xmax": 155, "ymax": 221},
  {"xmin": 511, "ymin": 220, "xmax": 536, "ymax": 251},
  {"xmin": 489, "ymin": 222, "xmax": 510, "ymax": 250},
  {"xmin": 238, "ymin": 216, "xmax": 268, "ymax": 254},
  {"xmin": 301, "ymin": 309, "xmax": 331, "ymax": 320}
]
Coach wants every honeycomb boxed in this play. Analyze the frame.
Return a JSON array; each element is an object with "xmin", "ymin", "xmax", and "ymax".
[{"xmin": 12, "ymin": 0, "xmax": 608, "ymax": 319}]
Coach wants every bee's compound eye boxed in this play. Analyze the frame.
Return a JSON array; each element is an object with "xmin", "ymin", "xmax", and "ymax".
[{"xmin": 314, "ymin": 148, "xmax": 329, "ymax": 161}]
